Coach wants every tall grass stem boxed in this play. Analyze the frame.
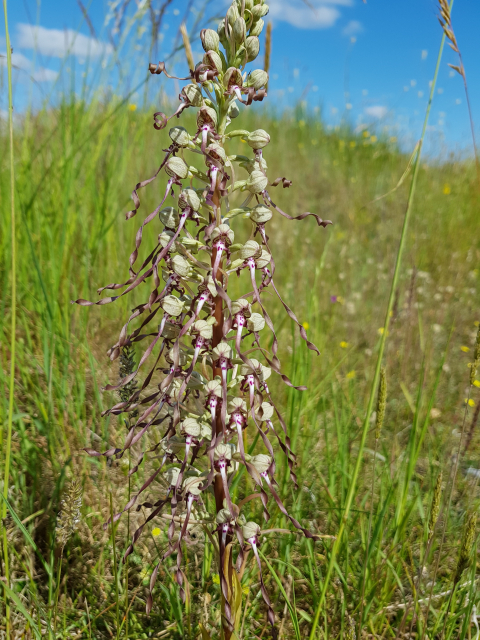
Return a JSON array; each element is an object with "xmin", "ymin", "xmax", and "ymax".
[
  {"xmin": 1, "ymin": 0, "xmax": 17, "ymax": 636},
  {"xmin": 308, "ymin": 4, "xmax": 451, "ymax": 636}
]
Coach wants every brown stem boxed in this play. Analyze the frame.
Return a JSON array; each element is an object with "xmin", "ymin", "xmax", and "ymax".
[{"xmin": 211, "ymin": 187, "xmax": 234, "ymax": 640}]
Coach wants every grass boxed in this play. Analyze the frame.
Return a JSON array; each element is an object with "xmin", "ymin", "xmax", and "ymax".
[{"xmin": 1, "ymin": 68, "xmax": 480, "ymax": 640}]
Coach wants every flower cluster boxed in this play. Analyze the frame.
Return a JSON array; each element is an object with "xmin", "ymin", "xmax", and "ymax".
[{"xmin": 75, "ymin": 0, "xmax": 331, "ymax": 634}]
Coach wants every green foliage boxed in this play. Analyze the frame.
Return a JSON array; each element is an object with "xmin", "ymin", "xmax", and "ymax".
[{"xmin": 1, "ymin": 95, "xmax": 480, "ymax": 638}]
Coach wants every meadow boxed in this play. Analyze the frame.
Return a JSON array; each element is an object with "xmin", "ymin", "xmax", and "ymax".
[{"xmin": 1, "ymin": 68, "xmax": 480, "ymax": 638}]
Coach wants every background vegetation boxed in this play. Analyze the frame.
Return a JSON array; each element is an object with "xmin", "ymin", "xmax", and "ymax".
[{"xmin": 1, "ymin": 39, "xmax": 480, "ymax": 639}]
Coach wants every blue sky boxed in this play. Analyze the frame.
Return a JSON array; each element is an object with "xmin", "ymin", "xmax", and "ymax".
[{"xmin": 2, "ymin": 0, "xmax": 479, "ymax": 153}]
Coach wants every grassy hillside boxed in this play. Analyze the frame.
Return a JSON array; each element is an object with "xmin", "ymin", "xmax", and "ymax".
[{"xmin": 1, "ymin": 98, "xmax": 480, "ymax": 639}]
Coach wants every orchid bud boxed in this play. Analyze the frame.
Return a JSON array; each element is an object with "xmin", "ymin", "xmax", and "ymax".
[
  {"xmin": 242, "ymin": 521, "xmax": 261, "ymax": 540},
  {"xmin": 249, "ymin": 18, "xmax": 264, "ymax": 37},
  {"xmin": 251, "ymin": 454, "xmax": 271, "ymax": 474},
  {"xmin": 227, "ymin": 396, "xmax": 247, "ymax": 413},
  {"xmin": 228, "ymin": 101, "xmax": 240, "ymax": 119},
  {"xmin": 256, "ymin": 402, "xmax": 274, "ymax": 421},
  {"xmin": 233, "ymin": 17, "xmax": 246, "ymax": 44},
  {"xmin": 182, "ymin": 83, "xmax": 204, "ymax": 107},
  {"xmin": 201, "ymin": 28, "xmax": 220, "ymax": 53},
  {"xmin": 247, "ymin": 129, "xmax": 270, "ymax": 149},
  {"xmin": 246, "ymin": 69, "xmax": 268, "ymax": 90},
  {"xmin": 214, "ymin": 443, "xmax": 232, "ymax": 460},
  {"xmin": 171, "ymin": 255, "xmax": 192, "ymax": 278},
  {"xmin": 203, "ymin": 50, "xmax": 224, "ymax": 74},
  {"xmin": 250, "ymin": 204, "xmax": 272, "ymax": 224},
  {"xmin": 192, "ymin": 319, "xmax": 213, "ymax": 340},
  {"xmin": 247, "ymin": 312, "xmax": 265, "ymax": 332},
  {"xmin": 240, "ymin": 156, "xmax": 268, "ymax": 174},
  {"xmin": 183, "ymin": 476, "xmax": 203, "ymax": 495},
  {"xmin": 205, "ymin": 379, "xmax": 222, "ymax": 397},
  {"xmin": 246, "ymin": 169, "xmax": 268, "ymax": 193},
  {"xmin": 159, "ymin": 230, "xmax": 177, "ymax": 251},
  {"xmin": 211, "ymin": 223, "xmax": 235, "ymax": 245},
  {"xmin": 159, "ymin": 206, "xmax": 179, "ymax": 229},
  {"xmin": 161, "ymin": 295, "xmax": 185, "ymax": 317},
  {"xmin": 231, "ymin": 298, "xmax": 252, "ymax": 317},
  {"xmin": 245, "ymin": 35, "xmax": 260, "ymax": 61},
  {"xmin": 255, "ymin": 249, "xmax": 271, "ymax": 269},
  {"xmin": 169, "ymin": 126, "xmax": 192, "ymax": 147},
  {"xmin": 165, "ymin": 156, "xmax": 189, "ymax": 180},
  {"xmin": 212, "ymin": 341, "xmax": 233, "ymax": 360},
  {"xmin": 166, "ymin": 466, "xmax": 181, "ymax": 486},
  {"xmin": 182, "ymin": 418, "xmax": 202, "ymax": 437},
  {"xmin": 238, "ymin": 240, "xmax": 262, "ymax": 260},
  {"xmin": 179, "ymin": 188, "xmax": 201, "ymax": 211},
  {"xmin": 226, "ymin": 3, "xmax": 240, "ymax": 26},
  {"xmin": 223, "ymin": 67, "xmax": 243, "ymax": 91},
  {"xmin": 197, "ymin": 106, "xmax": 218, "ymax": 130},
  {"xmin": 251, "ymin": 3, "xmax": 269, "ymax": 19}
]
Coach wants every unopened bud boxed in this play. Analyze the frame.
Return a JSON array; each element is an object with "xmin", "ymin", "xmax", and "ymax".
[
  {"xmin": 250, "ymin": 204, "xmax": 272, "ymax": 224},
  {"xmin": 249, "ymin": 18, "xmax": 264, "ymax": 37},
  {"xmin": 246, "ymin": 69, "xmax": 268, "ymax": 90},
  {"xmin": 165, "ymin": 156, "xmax": 189, "ymax": 180},
  {"xmin": 251, "ymin": 3, "xmax": 269, "ymax": 20},
  {"xmin": 248, "ymin": 129, "xmax": 270, "ymax": 149},
  {"xmin": 245, "ymin": 35, "xmax": 260, "ymax": 61},
  {"xmin": 233, "ymin": 17, "xmax": 246, "ymax": 44},
  {"xmin": 182, "ymin": 83, "xmax": 204, "ymax": 107},
  {"xmin": 226, "ymin": 3, "xmax": 240, "ymax": 26},
  {"xmin": 246, "ymin": 169, "xmax": 268, "ymax": 193},
  {"xmin": 159, "ymin": 230, "xmax": 177, "ymax": 251},
  {"xmin": 248, "ymin": 312, "xmax": 265, "ymax": 332},
  {"xmin": 169, "ymin": 126, "xmax": 192, "ymax": 147},
  {"xmin": 171, "ymin": 255, "xmax": 192, "ymax": 278},
  {"xmin": 159, "ymin": 206, "xmax": 179, "ymax": 229},
  {"xmin": 161, "ymin": 295, "xmax": 185, "ymax": 317},
  {"xmin": 201, "ymin": 28, "xmax": 220, "ymax": 52}
]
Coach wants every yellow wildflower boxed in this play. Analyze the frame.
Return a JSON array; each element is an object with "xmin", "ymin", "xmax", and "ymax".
[
  {"xmin": 340, "ymin": 341, "xmax": 349, "ymax": 349},
  {"xmin": 465, "ymin": 398, "xmax": 475, "ymax": 407},
  {"xmin": 370, "ymin": 135, "xmax": 378, "ymax": 143},
  {"xmin": 363, "ymin": 130, "xmax": 370, "ymax": 138},
  {"xmin": 152, "ymin": 527, "xmax": 161, "ymax": 537},
  {"xmin": 473, "ymin": 380, "xmax": 480, "ymax": 388},
  {"xmin": 302, "ymin": 321, "xmax": 310, "ymax": 330},
  {"xmin": 443, "ymin": 183, "xmax": 451, "ymax": 195},
  {"xmin": 128, "ymin": 104, "xmax": 137, "ymax": 112},
  {"xmin": 346, "ymin": 370, "xmax": 356, "ymax": 379},
  {"xmin": 461, "ymin": 346, "xmax": 470, "ymax": 353}
]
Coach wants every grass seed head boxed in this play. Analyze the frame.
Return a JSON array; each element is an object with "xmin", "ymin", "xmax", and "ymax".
[
  {"xmin": 56, "ymin": 480, "xmax": 83, "ymax": 550},
  {"xmin": 454, "ymin": 511, "xmax": 477, "ymax": 584},
  {"xmin": 428, "ymin": 471, "xmax": 443, "ymax": 541}
]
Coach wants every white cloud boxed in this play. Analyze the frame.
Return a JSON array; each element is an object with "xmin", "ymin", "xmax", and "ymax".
[
  {"xmin": 0, "ymin": 51, "xmax": 57, "ymax": 82},
  {"xmin": 17, "ymin": 23, "xmax": 113, "ymax": 59},
  {"xmin": 342, "ymin": 20, "xmax": 363, "ymax": 36},
  {"xmin": 365, "ymin": 105, "xmax": 388, "ymax": 119},
  {"xmin": 268, "ymin": 0, "xmax": 352, "ymax": 29}
]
